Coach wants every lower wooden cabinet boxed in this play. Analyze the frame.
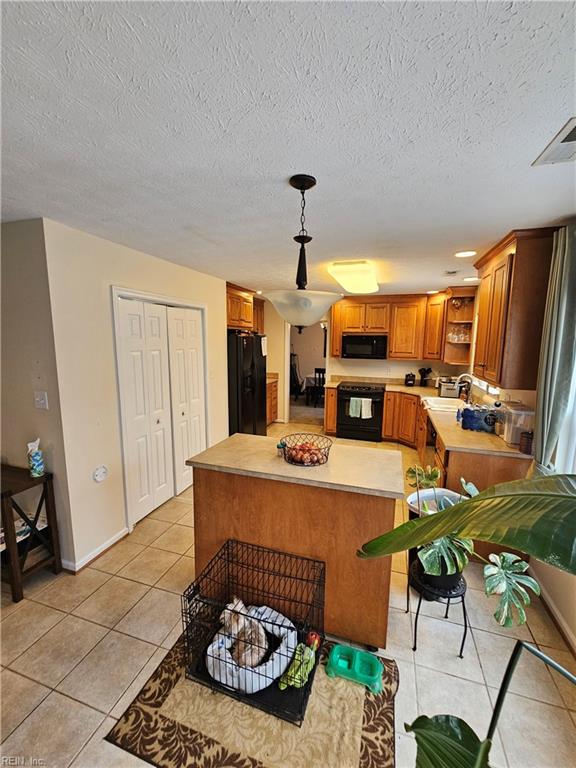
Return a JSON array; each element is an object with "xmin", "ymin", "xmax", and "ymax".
[
  {"xmin": 397, "ymin": 394, "xmax": 418, "ymax": 444},
  {"xmin": 382, "ymin": 392, "xmax": 401, "ymax": 439},
  {"xmin": 415, "ymin": 405, "xmax": 428, "ymax": 464},
  {"xmin": 266, "ymin": 380, "xmax": 278, "ymax": 425},
  {"xmin": 324, "ymin": 388, "xmax": 337, "ymax": 435},
  {"xmin": 382, "ymin": 391, "xmax": 418, "ymax": 447}
]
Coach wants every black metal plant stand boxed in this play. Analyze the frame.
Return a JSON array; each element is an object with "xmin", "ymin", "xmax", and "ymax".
[{"xmin": 407, "ymin": 560, "xmax": 469, "ymax": 658}]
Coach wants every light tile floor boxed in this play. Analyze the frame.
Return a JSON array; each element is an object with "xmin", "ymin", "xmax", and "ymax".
[{"xmin": 1, "ymin": 423, "xmax": 574, "ymax": 767}]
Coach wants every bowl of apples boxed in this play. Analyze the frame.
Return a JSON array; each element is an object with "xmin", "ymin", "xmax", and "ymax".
[{"xmin": 280, "ymin": 433, "xmax": 333, "ymax": 467}]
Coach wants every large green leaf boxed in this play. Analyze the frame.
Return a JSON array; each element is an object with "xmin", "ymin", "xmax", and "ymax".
[
  {"xmin": 484, "ymin": 553, "xmax": 541, "ymax": 626},
  {"xmin": 358, "ymin": 474, "xmax": 576, "ymax": 574},
  {"xmin": 406, "ymin": 715, "xmax": 492, "ymax": 768},
  {"xmin": 419, "ymin": 535, "xmax": 474, "ymax": 575}
]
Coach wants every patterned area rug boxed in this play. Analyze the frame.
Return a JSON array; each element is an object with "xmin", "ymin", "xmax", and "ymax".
[{"xmin": 106, "ymin": 639, "xmax": 398, "ymax": 768}]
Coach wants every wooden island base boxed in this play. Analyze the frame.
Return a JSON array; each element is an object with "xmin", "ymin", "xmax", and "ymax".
[{"xmin": 193, "ymin": 467, "xmax": 395, "ymax": 648}]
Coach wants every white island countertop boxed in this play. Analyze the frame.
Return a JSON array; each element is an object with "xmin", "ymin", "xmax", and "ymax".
[{"xmin": 187, "ymin": 433, "xmax": 404, "ymax": 498}]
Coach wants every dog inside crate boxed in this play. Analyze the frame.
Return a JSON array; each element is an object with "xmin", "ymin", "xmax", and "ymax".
[{"xmin": 182, "ymin": 540, "xmax": 326, "ymax": 725}]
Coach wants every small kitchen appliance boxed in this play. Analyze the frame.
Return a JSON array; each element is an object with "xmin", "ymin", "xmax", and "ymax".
[
  {"xmin": 404, "ymin": 373, "xmax": 416, "ymax": 387},
  {"xmin": 437, "ymin": 377, "xmax": 459, "ymax": 398}
]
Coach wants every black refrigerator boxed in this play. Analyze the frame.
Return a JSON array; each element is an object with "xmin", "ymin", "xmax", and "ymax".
[{"xmin": 228, "ymin": 331, "xmax": 267, "ymax": 436}]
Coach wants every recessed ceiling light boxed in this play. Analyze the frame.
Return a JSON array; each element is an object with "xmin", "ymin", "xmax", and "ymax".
[
  {"xmin": 454, "ymin": 251, "xmax": 477, "ymax": 258},
  {"xmin": 463, "ymin": 276, "xmax": 480, "ymax": 282},
  {"xmin": 327, "ymin": 260, "xmax": 379, "ymax": 294},
  {"xmin": 426, "ymin": 290, "xmax": 440, "ymax": 294},
  {"xmin": 256, "ymin": 290, "xmax": 263, "ymax": 294}
]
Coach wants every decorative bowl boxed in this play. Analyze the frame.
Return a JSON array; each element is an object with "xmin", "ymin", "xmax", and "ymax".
[{"xmin": 280, "ymin": 433, "xmax": 333, "ymax": 467}]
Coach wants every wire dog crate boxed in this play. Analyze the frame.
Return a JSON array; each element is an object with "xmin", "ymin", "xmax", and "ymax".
[{"xmin": 182, "ymin": 539, "xmax": 325, "ymax": 726}]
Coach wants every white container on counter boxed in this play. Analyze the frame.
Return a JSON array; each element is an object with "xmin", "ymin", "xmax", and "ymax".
[{"xmin": 503, "ymin": 403, "xmax": 535, "ymax": 446}]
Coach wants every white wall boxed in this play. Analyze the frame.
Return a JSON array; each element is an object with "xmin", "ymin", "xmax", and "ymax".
[
  {"xmin": 263, "ymin": 301, "xmax": 289, "ymax": 421},
  {"xmin": 1, "ymin": 220, "xmax": 76, "ymax": 561},
  {"xmin": 41, "ymin": 219, "xmax": 228, "ymax": 567},
  {"xmin": 290, "ymin": 322, "xmax": 326, "ymax": 379}
]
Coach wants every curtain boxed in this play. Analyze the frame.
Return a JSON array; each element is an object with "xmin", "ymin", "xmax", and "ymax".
[{"xmin": 531, "ymin": 225, "xmax": 576, "ymax": 475}]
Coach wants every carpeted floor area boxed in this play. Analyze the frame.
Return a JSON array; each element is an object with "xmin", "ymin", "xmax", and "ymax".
[{"xmin": 106, "ymin": 640, "xmax": 399, "ymax": 768}]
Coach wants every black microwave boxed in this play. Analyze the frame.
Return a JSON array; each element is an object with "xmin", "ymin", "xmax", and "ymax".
[{"xmin": 341, "ymin": 334, "xmax": 388, "ymax": 359}]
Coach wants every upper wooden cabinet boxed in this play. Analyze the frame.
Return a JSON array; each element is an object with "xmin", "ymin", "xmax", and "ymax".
[
  {"xmin": 226, "ymin": 283, "xmax": 254, "ymax": 330},
  {"xmin": 423, "ymin": 293, "xmax": 446, "ymax": 360},
  {"xmin": 472, "ymin": 229, "xmax": 555, "ymax": 389},
  {"xmin": 443, "ymin": 287, "xmax": 476, "ymax": 366},
  {"xmin": 388, "ymin": 298, "xmax": 426, "ymax": 359},
  {"xmin": 253, "ymin": 297, "xmax": 265, "ymax": 335},
  {"xmin": 338, "ymin": 300, "xmax": 390, "ymax": 333},
  {"xmin": 330, "ymin": 295, "xmax": 425, "ymax": 359}
]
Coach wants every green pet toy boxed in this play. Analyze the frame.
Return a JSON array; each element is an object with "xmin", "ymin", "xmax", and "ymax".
[{"xmin": 278, "ymin": 632, "xmax": 321, "ymax": 690}]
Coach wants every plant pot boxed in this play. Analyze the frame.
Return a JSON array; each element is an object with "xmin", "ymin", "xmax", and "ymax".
[
  {"xmin": 413, "ymin": 560, "xmax": 463, "ymax": 594},
  {"xmin": 406, "ymin": 488, "xmax": 463, "ymax": 517}
]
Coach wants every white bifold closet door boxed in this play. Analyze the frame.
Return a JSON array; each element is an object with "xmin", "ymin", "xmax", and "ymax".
[
  {"xmin": 117, "ymin": 299, "xmax": 175, "ymax": 523},
  {"xmin": 167, "ymin": 307, "xmax": 207, "ymax": 495}
]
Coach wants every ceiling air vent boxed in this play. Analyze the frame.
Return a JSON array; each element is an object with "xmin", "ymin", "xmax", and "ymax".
[{"xmin": 533, "ymin": 117, "xmax": 576, "ymax": 165}]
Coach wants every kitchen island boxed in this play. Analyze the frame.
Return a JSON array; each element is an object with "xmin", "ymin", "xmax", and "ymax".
[{"xmin": 187, "ymin": 433, "xmax": 404, "ymax": 647}]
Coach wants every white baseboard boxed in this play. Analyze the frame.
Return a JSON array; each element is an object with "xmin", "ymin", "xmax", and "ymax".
[
  {"xmin": 537, "ymin": 579, "xmax": 576, "ymax": 653},
  {"xmin": 61, "ymin": 527, "xmax": 129, "ymax": 572}
]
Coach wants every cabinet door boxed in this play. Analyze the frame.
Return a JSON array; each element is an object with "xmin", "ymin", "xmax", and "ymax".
[
  {"xmin": 240, "ymin": 296, "xmax": 253, "ymax": 326},
  {"xmin": 423, "ymin": 294, "xmax": 446, "ymax": 360},
  {"xmin": 227, "ymin": 291, "xmax": 243, "ymax": 327},
  {"xmin": 365, "ymin": 302, "xmax": 389, "ymax": 332},
  {"xmin": 416, "ymin": 411, "xmax": 427, "ymax": 464},
  {"xmin": 266, "ymin": 381, "xmax": 278, "ymax": 425},
  {"xmin": 253, "ymin": 298, "xmax": 265, "ymax": 334},
  {"xmin": 483, "ymin": 255, "xmax": 511, "ymax": 384},
  {"xmin": 389, "ymin": 300, "xmax": 425, "ymax": 359},
  {"xmin": 382, "ymin": 391, "xmax": 400, "ymax": 439},
  {"xmin": 398, "ymin": 394, "xmax": 418, "ymax": 445},
  {"xmin": 330, "ymin": 304, "xmax": 342, "ymax": 356},
  {"xmin": 340, "ymin": 303, "xmax": 366, "ymax": 332},
  {"xmin": 324, "ymin": 388, "xmax": 337, "ymax": 434}
]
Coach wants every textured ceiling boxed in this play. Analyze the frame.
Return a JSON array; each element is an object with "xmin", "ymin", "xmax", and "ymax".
[{"xmin": 2, "ymin": 1, "xmax": 575, "ymax": 293}]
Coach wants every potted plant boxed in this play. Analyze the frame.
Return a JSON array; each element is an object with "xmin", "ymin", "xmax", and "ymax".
[
  {"xmin": 406, "ymin": 465, "xmax": 474, "ymax": 591},
  {"xmin": 357, "ymin": 473, "xmax": 576, "ymax": 768},
  {"xmin": 405, "ymin": 464, "xmax": 463, "ymax": 516}
]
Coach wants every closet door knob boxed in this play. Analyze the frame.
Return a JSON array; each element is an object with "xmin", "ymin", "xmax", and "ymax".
[
  {"xmin": 182, "ymin": 411, "xmax": 185, "ymax": 416},
  {"xmin": 156, "ymin": 419, "xmax": 160, "ymax": 424}
]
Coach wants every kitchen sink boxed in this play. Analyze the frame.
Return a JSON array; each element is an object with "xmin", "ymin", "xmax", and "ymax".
[{"xmin": 422, "ymin": 396, "xmax": 464, "ymax": 412}]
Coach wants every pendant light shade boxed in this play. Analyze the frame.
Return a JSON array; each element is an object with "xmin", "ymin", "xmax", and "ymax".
[
  {"xmin": 263, "ymin": 174, "xmax": 339, "ymax": 327},
  {"xmin": 263, "ymin": 289, "xmax": 339, "ymax": 327}
]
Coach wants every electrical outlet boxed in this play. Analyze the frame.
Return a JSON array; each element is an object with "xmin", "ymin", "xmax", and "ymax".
[{"xmin": 33, "ymin": 390, "xmax": 49, "ymax": 410}]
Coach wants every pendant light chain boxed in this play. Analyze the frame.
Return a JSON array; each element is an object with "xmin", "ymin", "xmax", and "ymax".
[{"xmin": 299, "ymin": 190, "xmax": 307, "ymax": 236}]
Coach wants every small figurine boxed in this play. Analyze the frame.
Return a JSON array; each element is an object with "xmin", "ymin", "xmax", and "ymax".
[{"xmin": 278, "ymin": 631, "xmax": 321, "ymax": 690}]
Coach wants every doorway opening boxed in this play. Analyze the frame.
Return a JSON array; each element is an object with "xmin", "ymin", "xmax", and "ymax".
[{"xmin": 289, "ymin": 322, "xmax": 327, "ymax": 428}]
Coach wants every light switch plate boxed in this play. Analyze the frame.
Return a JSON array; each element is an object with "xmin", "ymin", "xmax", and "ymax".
[{"xmin": 33, "ymin": 390, "xmax": 49, "ymax": 410}]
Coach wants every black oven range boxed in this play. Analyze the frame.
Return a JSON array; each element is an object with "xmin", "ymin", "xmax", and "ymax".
[{"xmin": 336, "ymin": 382, "xmax": 385, "ymax": 442}]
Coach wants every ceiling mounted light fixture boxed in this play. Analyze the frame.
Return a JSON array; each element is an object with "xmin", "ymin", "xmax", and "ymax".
[
  {"xmin": 327, "ymin": 260, "xmax": 379, "ymax": 294},
  {"xmin": 263, "ymin": 175, "xmax": 339, "ymax": 332},
  {"xmin": 454, "ymin": 251, "xmax": 477, "ymax": 258}
]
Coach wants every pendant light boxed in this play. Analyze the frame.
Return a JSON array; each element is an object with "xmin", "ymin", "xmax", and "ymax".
[{"xmin": 263, "ymin": 174, "xmax": 339, "ymax": 331}]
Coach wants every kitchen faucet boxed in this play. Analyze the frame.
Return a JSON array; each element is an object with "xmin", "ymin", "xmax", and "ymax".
[{"xmin": 455, "ymin": 373, "xmax": 474, "ymax": 403}]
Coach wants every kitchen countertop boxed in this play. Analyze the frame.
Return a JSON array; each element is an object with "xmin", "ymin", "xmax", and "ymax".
[
  {"xmin": 427, "ymin": 409, "xmax": 529, "ymax": 459},
  {"xmin": 323, "ymin": 376, "xmax": 529, "ymax": 458},
  {"xmin": 187, "ymin": 433, "xmax": 404, "ymax": 498}
]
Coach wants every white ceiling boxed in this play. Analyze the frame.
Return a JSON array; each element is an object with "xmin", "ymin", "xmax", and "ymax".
[{"xmin": 2, "ymin": 1, "xmax": 575, "ymax": 294}]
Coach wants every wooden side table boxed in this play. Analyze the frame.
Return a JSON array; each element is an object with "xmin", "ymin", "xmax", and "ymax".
[{"xmin": 1, "ymin": 464, "xmax": 62, "ymax": 602}]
